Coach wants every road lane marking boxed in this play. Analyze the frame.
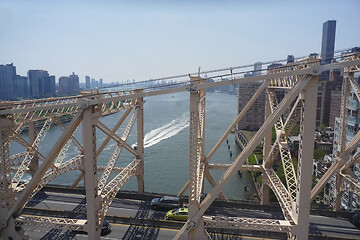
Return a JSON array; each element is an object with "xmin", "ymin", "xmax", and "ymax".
[{"xmin": 111, "ymin": 223, "xmax": 274, "ymax": 239}]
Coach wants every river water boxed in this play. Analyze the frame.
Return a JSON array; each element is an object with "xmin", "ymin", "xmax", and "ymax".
[{"xmin": 12, "ymin": 91, "xmax": 256, "ymax": 200}]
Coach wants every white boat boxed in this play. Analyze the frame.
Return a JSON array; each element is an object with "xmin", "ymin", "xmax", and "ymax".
[{"xmin": 132, "ymin": 144, "xmax": 137, "ymax": 150}]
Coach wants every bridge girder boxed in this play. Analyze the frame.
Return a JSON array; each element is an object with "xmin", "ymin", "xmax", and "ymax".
[{"xmin": 0, "ymin": 54, "xmax": 359, "ymax": 240}]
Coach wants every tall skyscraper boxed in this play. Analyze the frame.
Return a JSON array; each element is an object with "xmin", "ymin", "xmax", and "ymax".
[
  {"xmin": 318, "ymin": 20, "xmax": 338, "ymax": 126},
  {"xmin": 0, "ymin": 63, "xmax": 16, "ymax": 100},
  {"xmin": 59, "ymin": 72, "xmax": 80, "ymax": 95},
  {"xmin": 85, "ymin": 76, "xmax": 90, "ymax": 89},
  {"xmin": 91, "ymin": 78, "xmax": 96, "ymax": 89},
  {"xmin": 15, "ymin": 75, "xmax": 29, "ymax": 99},
  {"xmin": 99, "ymin": 78, "xmax": 103, "ymax": 88},
  {"xmin": 321, "ymin": 20, "xmax": 336, "ymax": 65},
  {"xmin": 28, "ymin": 70, "xmax": 55, "ymax": 98}
]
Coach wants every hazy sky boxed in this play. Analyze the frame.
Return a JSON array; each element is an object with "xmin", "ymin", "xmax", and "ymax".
[{"xmin": 1, "ymin": 0, "xmax": 359, "ymax": 83}]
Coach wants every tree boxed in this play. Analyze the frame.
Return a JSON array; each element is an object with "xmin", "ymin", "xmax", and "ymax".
[
  {"xmin": 313, "ymin": 148, "xmax": 325, "ymax": 160},
  {"xmin": 319, "ymin": 124, "xmax": 327, "ymax": 131}
]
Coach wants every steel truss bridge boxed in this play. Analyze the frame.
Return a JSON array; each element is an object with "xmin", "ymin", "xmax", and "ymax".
[{"xmin": 0, "ymin": 52, "xmax": 359, "ymax": 240}]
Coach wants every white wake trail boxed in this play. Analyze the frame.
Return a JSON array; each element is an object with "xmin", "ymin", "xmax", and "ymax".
[{"xmin": 136, "ymin": 115, "xmax": 189, "ymax": 148}]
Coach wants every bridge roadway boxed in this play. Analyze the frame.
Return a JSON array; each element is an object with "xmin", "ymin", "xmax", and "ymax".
[{"xmin": 20, "ymin": 187, "xmax": 360, "ymax": 239}]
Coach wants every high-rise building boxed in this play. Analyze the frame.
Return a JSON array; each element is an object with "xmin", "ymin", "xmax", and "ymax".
[
  {"xmin": 237, "ymin": 81, "xmax": 265, "ymax": 131},
  {"xmin": 0, "ymin": 63, "xmax": 16, "ymax": 100},
  {"xmin": 99, "ymin": 78, "xmax": 103, "ymax": 88},
  {"xmin": 321, "ymin": 20, "xmax": 336, "ymax": 65},
  {"xmin": 320, "ymin": 20, "xmax": 336, "ymax": 84},
  {"xmin": 316, "ymin": 20, "xmax": 339, "ymax": 126},
  {"xmin": 253, "ymin": 62, "xmax": 262, "ymax": 76},
  {"xmin": 91, "ymin": 78, "xmax": 96, "ymax": 88},
  {"xmin": 59, "ymin": 72, "xmax": 80, "ymax": 95},
  {"xmin": 320, "ymin": 69, "xmax": 343, "ymax": 126},
  {"xmin": 15, "ymin": 75, "xmax": 29, "ymax": 99},
  {"xmin": 329, "ymin": 86, "xmax": 342, "ymax": 128},
  {"xmin": 28, "ymin": 70, "xmax": 55, "ymax": 98},
  {"xmin": 85, "ymin": 76, "xmax": 90, "ymax": 89},
  {"xmin": 237, "ymin": 62, "xmax": 266, "ymax": 131}
]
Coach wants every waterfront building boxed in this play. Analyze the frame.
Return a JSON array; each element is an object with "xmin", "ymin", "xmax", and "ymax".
[
  {"xmin": 91, "ymin": 78, "xmax": 96, "ymax": 88},
  {"xmin": 14, "ymin": 75, "xmax": 29, "ymax": 99},
  {"xmin": 28, "ymin": 70, "xmax": 55, "ymax": 98},
  {"xmin": 0, "ymin": 63, "xmax": 16, "ymax": 100},
  {"xmin": 237, "ymin": 81, "xmax": 265, "ymax": 131},
  {"xmin": 85, "ymin": 76, "xmax": 90, "ymax": 89},
  {"xmin": 59, "ymin": 72, "xmax": 80, "ymax": 95},
  {"xmin": 237, "ymin": 63, "xmax": 266, "ymax": 131}
]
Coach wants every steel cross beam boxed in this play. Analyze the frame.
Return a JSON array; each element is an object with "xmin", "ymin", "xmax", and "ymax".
[
  {"xmin": 96, "ymin": 107, "xmax": 134, "ymax": 157},
  {"xmin": 1, "ymin": 110, "xmax": 83, "ymax": 239},
  {"xmin": 264, "ymin": 169, "xmax": 294, "ymax": 222},
  {"xmin": 187, "ymin": 72, "xmax": 208, "ymax": 239},
  {"xmin": 204, "ymin": 216, "xmax": 292, "ymax": 232},
  {"xmin": 11, "ymin": 118, "xmax": 54, "ymax": 189},
  {"xmin": 97, "ymin": 109, "xmax": 137, "ymax": 194},
  {"xmin": 267, "ymin": 90, "xmax": 298, "ymax": 203},
  {"xmin": 292, "ymin": 76, "xmax": 318, "ymax": 238},
  {"xmin": 28, "ymin": 155, "xmax": 83, "ymax": 200},
  {"xmin": 15, "ymin": 215, "xmax": 86, "ymax": 231},
  {"xmin": 179, "ymin": 80, "xmax": 268, "ymax": 203},
  {"xmin": 340, "ymin": 173, "xmax": 360, "ymax": 198},
  {"xmin": 310, "ymin": 54, "xmax": 360, "ymax": 205},
  {"xmin": 174, "ymin": 64, "xmax": 319, "ymax": 239},
  {"xmin": 0, "ymin": 117, "xmax": 14, "ymax": 210}
]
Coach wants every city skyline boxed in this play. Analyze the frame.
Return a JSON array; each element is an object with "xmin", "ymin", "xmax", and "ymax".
[{"xmin": 0, "ymin": 0, "xmax": 359, "ymax": 83}]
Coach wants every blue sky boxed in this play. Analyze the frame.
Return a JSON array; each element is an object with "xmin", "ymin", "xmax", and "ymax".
[{"xmin": 0, "ymin": 0, "xmax": 359, "ymax": 83}]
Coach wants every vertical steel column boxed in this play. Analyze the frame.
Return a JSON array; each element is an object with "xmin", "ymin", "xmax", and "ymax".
[
  {"xmin": 334, "ymin": 173, "xmax": 344, "ymax": 211},
  {"xmin": 0, "ymin": 117, "xmax": 26, "ymax": 239},
  {"xmin": 136, "ymin": 90, "xmax": 144, "ymax": 194},
  {"xmin": 28, "ymin": 121, "xmax": 38, "ymax": 176},
  {"xmin": 188, "ymin": 74, "xmax": 208, "ymax": 240},
  {"xmin": 262, "ymin": 88, "xmax": 272, "ymax": 205},
  {"xmin": 0, "ymin": 117, "xmax": 14, "ymax": 210},
  {"xmin": 338, "ymin": 72, "xmax": 350, "ymax": 156},
  {"xmin": 82, "ymin": 105, "xmax": 101, "ymax": 239},
  {"xmin": 333, "ymin": 71, "xmax": 350, "ymax": 211},
  {"xmin": 293, "ymin": 76, "xmax": 318, "ymax": 239}
]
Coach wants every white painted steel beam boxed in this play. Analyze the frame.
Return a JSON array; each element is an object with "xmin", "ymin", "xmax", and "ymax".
[{"xmin": 174, "ymin": 69, "xmax": 317, "ymax": 239}]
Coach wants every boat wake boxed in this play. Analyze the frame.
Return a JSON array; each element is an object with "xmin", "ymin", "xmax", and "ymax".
[{"xmin": 135, "ymin": 114, "xmax": 189, "ymax": 149}]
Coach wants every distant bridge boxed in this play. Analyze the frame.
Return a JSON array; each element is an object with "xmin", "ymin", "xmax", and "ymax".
[{"xmin": 0, "ymin": 51, "xmax": 359, "ymax": 239}]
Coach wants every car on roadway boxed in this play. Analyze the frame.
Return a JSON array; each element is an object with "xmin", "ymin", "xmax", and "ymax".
[
  {"xmin": 150, "ymin": 196, "xmax": 183, "ymax": 210},
  {"xmin": 75, "ymin": 215, "xmax": 111, "ymax": 236},
  {"xmin": 166, "ymin": 207, "xmax": 188, "ymax": 221},
  {"xmin": 352, "ymin": 212, "xmax": 360, "ymax": 228}
]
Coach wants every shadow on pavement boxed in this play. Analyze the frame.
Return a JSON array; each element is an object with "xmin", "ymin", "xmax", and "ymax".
[
  {"xmin": 122, "ymin": 201, "xmax": 160, "ymax": 240},
  {"xmin": 40, "ymin": 197, "xmax": 87, "ymax": 239},
  {"xmin": 26, "ymin": 191, "xmax": 48, "ymax": 207}
]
